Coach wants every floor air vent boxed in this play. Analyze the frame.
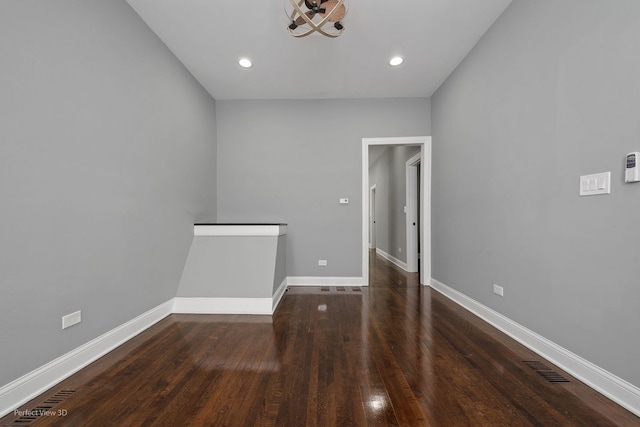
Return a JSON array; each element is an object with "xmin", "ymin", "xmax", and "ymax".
[
  {"xmin": 317, "ymin": 287, "xmax": 362, "ymax": 293},
  {"xmin": 41, "ymin": 389, "xmax": 75, "ymax": 405},
  {"xmin": 523, "ymin": 360, "xmax": 570, "ymax": 383},
  {"xmin": 6, "ymin": 390, "xmax": 76, "ymax": 426}
]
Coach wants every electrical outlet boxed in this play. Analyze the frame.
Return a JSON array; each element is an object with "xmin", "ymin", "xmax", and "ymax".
[
  {"xmin": 398, "ymin": 247, "xmax": 402, "ymax": 253},
  {"xmin": 62, "ymin": 311, "xmax": 82, "ymax": 329},
  {"xmin": 493, "ymin": 284, "xmax": 504, "ymax": 297},
  {"xmin": 318, "ymin": 260, "xmax": 327, "ymax": 266}
]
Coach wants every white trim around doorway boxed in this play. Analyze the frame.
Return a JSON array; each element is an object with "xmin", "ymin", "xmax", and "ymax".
[
  {"xmin": 369, "ymin": 184, "xmax": 377, "ymax": 250},
  {"xmin": 362, "ymin": 136, "xmax": 431, "ymax": 286},
  {"xmin": 405, "ymin": 152, "xmax": 421, "ymax": 273}
]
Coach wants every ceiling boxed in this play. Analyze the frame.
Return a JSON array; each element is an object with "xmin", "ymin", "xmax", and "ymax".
[{"xmin": 126, "ymin": 0, "xmax": 512, "ymax": 100}]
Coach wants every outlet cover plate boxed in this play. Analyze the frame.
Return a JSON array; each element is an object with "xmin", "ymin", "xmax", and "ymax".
[
  {"xmin": 62, "ymin": 311, "xmax": 82, "ymax": 329},
  {"xmin": 493, "ymin": 284, "xmax": 504, "ymax": 297}
]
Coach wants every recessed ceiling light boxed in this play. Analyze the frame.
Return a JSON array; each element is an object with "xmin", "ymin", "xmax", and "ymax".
[
  {"xmin": 238, "ymin": 58, "xmax": 252, "ymax": 68},
  {"xmin": 389, "ymin": 56, "xmax": 404, "ymax": 67}
]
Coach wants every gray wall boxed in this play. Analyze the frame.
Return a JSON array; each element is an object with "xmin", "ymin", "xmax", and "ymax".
[
  {"xmin": 216, "ymin": 98, "xmax": 430, "ymax": 277},
  {"xmin": 369, "ymin": 146, "xmax": 421, "ymax": 262},
  {"xmin": 177, "ymin": 236, "xmax": 282, "ymax": 298},
  {"xmin": 431, "ymin": 0, "xmax": 640, "ymax": 387},
  {"xmin": 0, "ymin": 0, "xmax": 217, "ymax": 386}
]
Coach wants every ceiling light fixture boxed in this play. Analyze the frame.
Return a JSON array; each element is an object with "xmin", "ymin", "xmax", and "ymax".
[
  {"xmin": 389, "ymin": 56, "xmax": 404, "ymax": 67},
  {"xmin": 238, "ymin": 58, "xmax": 253, "ymax": 68},
  {"xmin": 286, "ymin": 0, "xmax": 347, "ymax": 38}
]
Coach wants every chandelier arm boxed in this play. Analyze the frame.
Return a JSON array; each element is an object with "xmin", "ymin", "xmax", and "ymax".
[
  {"xmin": 320, "ymin": 27, "xmax": 342, "ymax": 37},
  {"xmin": 288, "ymin": 23, "xmax": 314, "ymax": 37},
  {"xmin": 314, "ymin": 0, "xmax": 345, "ymax": 28},
  {"xmin": 311, "ymin": 21, "xmax": 342, "ymax": 37},
  {"xmin": 289, "ymin": 28, "xmax": 314, "ymax": 37},
  {"xmin": 288, "ymin": 0, "xmax": 305, "ymax": 21},
  {"xmin": 289, "ymin": 25, "xmax": 341, "ymax": 38},
  {"xmin": 287, "ymin": 0, "xmax": 345, "ymax": 37},
  {"xmin": 290, "ymin": 0, "xmax": 318, "ymax": 28}
]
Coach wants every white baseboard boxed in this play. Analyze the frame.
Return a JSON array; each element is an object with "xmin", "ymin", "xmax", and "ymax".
[
  {"xmin": 173, "ymin": 278, "xmax": 287, "ymax": 316},
  {"xmin": 376, "ymin": 248, "xmax": 408, "ymax": 272},
  {"xmin": 272, "ymin": 278, "xmax": 287, "ymax": 312},
  {"xmin": 286, "ymin": 276, "xmax": 365, "ymax": 287},
  {"xmin": 172, "ymin": 297, "xmax": 274, "ymax": 315},
  {"xmin": 0, "ymin": 299, "xmax": 173, "ymax": 418},
  {"xmin": 19, "ymin": 277, "xmax": 637, "ymax": 421},
  {"xmin": 0, "ymin": 281, "xmax": 292, "ymax": 418},
  {"xmin": 429, "ymin": 278, "xmax": 640, "ymax": 417}
]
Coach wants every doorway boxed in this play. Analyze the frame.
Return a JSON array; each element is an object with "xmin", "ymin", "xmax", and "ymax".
[
  {"xmin": 362, "ymin": 136, "xmax": 431, "ymax": 286},
  {"xmin": 406, "ymin": 152, "xmax": 421, "ymax": 273}
]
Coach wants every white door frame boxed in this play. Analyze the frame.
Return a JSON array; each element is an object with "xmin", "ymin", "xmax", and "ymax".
[
  {"xmin": 362, "ymin": 136, "xmax": 431, "ymax": 286},
  {"xmin": 369, "ymin": 184, "xmax": 377, "ymax": 249},
  {"xmin": 405, "ymin": 152, "xmax": 421, "ymax": 273}
]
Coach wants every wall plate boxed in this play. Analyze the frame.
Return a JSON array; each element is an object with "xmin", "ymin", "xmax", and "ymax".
[{"xmin": 579, "ymin": 172, "xmax": 611, "ymax": 196}]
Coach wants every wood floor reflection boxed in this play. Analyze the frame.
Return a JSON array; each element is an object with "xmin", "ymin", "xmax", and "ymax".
[{"xmin": 3, "ymin": 252, "xmax": 638, "ymax": 426}]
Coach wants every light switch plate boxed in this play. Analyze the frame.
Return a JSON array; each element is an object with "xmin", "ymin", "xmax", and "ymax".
[
  {"xmin": 339, "ymin": 198, "xmax": 349, "ymax": 204},
  {"xmin": 580, "ymin": 172, "xmax": 611, "ymax": 196}
]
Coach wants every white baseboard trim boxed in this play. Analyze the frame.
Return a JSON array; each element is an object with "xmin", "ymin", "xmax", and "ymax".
[
  {"xmin": 0, "ymin": 299, "xmax": 173, "ymax": 418},
  {"xmin": 272, "ymin": 278, "xmax": 288, "ymax": 312},
  {"xmin": 173, "ymin": 278, "xmax": 287, "ymax": 316},
  {"xmin": 1, "ymin": 281, "xmax": 291, "ymax": 418},
  {"xmin": 172, "ymin": 297, "xmax": 273, "ymax": 315},
  {"xmin": 429, "ymin": 278, "xmax": 640, "ymax": 417},
  {"xmin": 286, "ymin": 276, "xmax": 365, "ymax": 287},
  {"xmin": 376, "ymin": 248, "xmax": 408, "ymax": 272}
]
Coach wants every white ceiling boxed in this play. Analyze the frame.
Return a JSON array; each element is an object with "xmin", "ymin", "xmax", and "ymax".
[{"xmin": 126, "ymin": 0, "xmax": 512, "ymax": 100}]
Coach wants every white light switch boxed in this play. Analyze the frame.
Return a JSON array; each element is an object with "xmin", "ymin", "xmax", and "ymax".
[
  {"xmin": 580, "ymin": 172, "xmax": 611, "ymax": 196},
  {"xmin": 339, "ymin": 198, "xmax": 349, "ymax": 204}
]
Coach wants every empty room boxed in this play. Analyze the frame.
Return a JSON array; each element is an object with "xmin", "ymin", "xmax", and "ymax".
[{"xmin": 1, "ymin": 0, "xmax": 639, "ymax": 425}]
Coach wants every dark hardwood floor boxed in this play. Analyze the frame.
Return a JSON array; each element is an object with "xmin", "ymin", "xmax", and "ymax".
[{"xmin": 3, "ymin": 252, "xmax": 639, "ymax": 426}]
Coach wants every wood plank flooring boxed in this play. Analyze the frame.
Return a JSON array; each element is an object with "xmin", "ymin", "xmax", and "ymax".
[{"xmin": 3, "ymin": 252, "xmax": 639, "ymax": 426}]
